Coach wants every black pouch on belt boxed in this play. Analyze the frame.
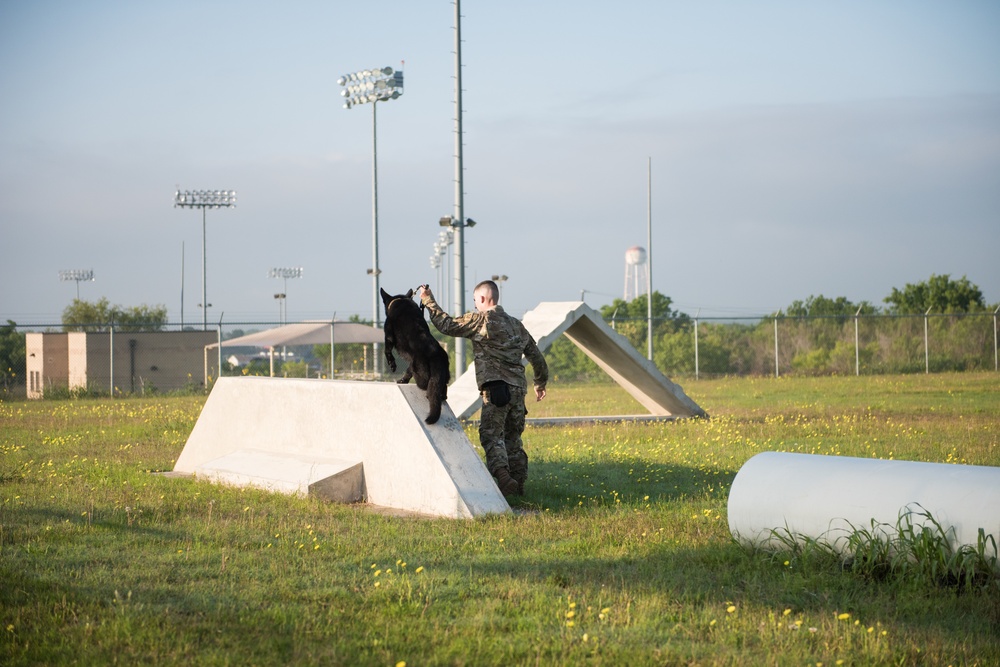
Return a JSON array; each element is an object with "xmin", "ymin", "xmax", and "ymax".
[{"xmin": 482, "ymin": 380, "xmax": 511, "ymax": 407}]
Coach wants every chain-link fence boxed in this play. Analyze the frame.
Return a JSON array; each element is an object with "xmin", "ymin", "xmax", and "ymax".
[
  {"xmin": 601, "ymin": 312, "xmax": 999, "ymax": 379},
  {"xmin": 4, "ymin": 312, "xmax": 997, "ymax": 398},
  {"xmin": 544, "ymin": 311, "xmax": 999, "ymax": 381}
]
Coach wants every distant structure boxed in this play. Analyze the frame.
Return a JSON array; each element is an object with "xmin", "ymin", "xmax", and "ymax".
[{"xmin": 624, "ymin": 246, "xmax": 648, "ymax": 301}]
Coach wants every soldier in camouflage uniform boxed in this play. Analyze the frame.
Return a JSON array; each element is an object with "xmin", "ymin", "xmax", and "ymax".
[{"xmin": 418, "ymin": 280, "xmax": 548, "ymax": 497}]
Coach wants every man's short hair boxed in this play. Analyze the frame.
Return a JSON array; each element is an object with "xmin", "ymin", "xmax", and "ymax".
[{"xmin": 474, "ymin": 280, "xmax": 499, "ymax": 303}]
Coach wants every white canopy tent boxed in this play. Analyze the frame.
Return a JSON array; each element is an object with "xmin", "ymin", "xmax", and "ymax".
[{"xmin": 206, "ymin": 321, "xmax": 384, "ymax": 378}]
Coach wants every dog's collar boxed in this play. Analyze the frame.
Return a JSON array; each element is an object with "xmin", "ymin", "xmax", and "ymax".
[{"xmin": 388, "ymin": 295, "xmax": 425, "ymax": 314}]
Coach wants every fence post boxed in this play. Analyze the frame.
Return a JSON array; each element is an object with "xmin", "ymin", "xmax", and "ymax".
[
  {"xmin": 330, "ymin": 315, "xmax": 336, "ymax": 379},
  {"xmin": 694, "ymin": 310, "xmax": 700, "ymax": 380},
  {"xmin": 109, "ymin": 321, "xmax": 115, "ymax": 397},
  {"xmin": 854, "ymin": 306, "xmax": 862, "ymax": 376},
  {"xmin": 924, "ymin": 307, "xmax": 931, "ymax": 374},
  {"xmin": 994, "ymin": 305, "xmax": 999, "ymax": 372},
  {"xmin": 773, "ymin": 315, "xmax": 780, "ymax": 378},
  {"xmin": 216, "ymin": 314, "xmax": 224, "ymax": 385}
]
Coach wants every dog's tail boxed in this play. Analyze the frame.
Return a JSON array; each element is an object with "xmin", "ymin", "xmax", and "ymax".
[{"xmin": 425, "ymin": 372, "xmax": 446, "ymax": 424}]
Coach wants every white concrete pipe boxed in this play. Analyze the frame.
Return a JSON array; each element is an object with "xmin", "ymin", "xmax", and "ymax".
[{"xmin": 727, "ymin": 452, "xmax": 1000, "ymax": 553}]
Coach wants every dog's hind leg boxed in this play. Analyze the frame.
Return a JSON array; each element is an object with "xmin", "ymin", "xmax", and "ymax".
[{"xmin": 412, "ymin": 358, "xmax": 430, "ymax": 390}]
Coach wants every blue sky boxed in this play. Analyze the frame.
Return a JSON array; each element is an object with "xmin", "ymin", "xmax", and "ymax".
[{"xmin": 1, "ymin": 1, "xmax": 998, "ymax": 325}]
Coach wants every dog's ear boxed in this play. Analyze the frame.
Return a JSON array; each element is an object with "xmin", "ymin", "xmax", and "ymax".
[
  {"xmin": 380, "ymin": 288, "xmax": 391, "ymax": 305},
  {"xmin": 406, "ymin": 289, "xmax": 414, "ymax": 299}
]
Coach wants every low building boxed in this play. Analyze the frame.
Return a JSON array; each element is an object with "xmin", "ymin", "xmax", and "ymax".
[{"xmin": 26, "ymin": 331, "xmax": 218, "ymax": 398}]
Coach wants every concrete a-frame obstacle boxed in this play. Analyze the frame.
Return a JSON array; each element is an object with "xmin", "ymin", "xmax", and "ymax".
[
  {"xmin": 446, "ymin": 301, "xmax": 707, "ymax": 421},
  {"xmin": 173, "ymin": 376, "xmax": 509, "ymax": 519},
  {"xmin": 172, "ymin": 301, "xmax": 705, "ymax": 519}
]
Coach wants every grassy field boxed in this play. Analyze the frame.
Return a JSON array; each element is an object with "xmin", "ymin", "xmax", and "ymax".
[{"xmin": 1, "ymin": 373, "xmax": 998, "ymax": 666}]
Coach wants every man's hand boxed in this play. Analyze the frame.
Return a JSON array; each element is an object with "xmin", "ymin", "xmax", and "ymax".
[
  {"xmin": 417, "ymin": 284, "xmax": 431, "ymax": 300},
  {"xmin": 534, "ymin": 386, "xmax": 546, "ymax": 402}
]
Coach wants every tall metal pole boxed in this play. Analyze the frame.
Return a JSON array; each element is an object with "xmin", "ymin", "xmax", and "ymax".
[
  {"xmin": 202, "ymin": 207, "xmax": 208, "ymax": 331},
  {"xmin": 59, "ymin": 269, "xmax": 94, "ymax": 301},
  {"xmin": 372, "ymin": 100, "xmax": 382, "ymax": 369},
  {"xmin": 175, "ymin": 190, "xmax": 236, "ymax": 331},
  {"xmin": 453, "ymin": 0, "xmax": 467, "ymax": 377},
  {"xmin": 338, "ymin": 65, "xmax": 401, "ymax": 375},
  {"xmin": 646, "ymin": 157, "xmax": 653, "ymax": 361}
]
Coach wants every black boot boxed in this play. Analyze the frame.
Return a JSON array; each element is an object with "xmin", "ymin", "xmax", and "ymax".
[{"xmin": 494, "ymin": 467, "xmax": 520, "ymax": 497}]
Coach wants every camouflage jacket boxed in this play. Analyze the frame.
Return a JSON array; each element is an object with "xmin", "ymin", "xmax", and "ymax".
[{"xmin": 421, "ymin": 289, "xmax": 548, "ymax": 392}]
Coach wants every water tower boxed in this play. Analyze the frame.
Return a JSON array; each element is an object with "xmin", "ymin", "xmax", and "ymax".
[{"xmin": 624, "ymin": 246, "xmax": 648, "ymax": 301}]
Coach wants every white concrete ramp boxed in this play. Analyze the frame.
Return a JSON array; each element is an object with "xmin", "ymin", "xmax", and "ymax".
[
  {"xmin": 448, "ymin": 301, "xmax": 707, "ymax": 420},
  {"xmin": 173, "ymin": 376, "xmax": 510, "ymax": 518},
  {"xmin": 195, "ymin": 449, "xmax": 366, "ymax": 502}
]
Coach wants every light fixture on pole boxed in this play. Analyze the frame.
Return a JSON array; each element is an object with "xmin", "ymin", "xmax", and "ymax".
[
  {"xmin": 59, "ymin": 269, "xmax": 94, "ymax": 300},
  {"xmin": 429, "ymin": 251, "xmax": 442, "ymax": 300},
  {"xmin": 491, "ymin": 274, "xmax": 508, "ymax": 301},
  {"xmin": 436, "ymin": 228, "xmax": 454, "ymax": 307},
  {"xmin": 174, "ymin": 189, "xmax": 237, "ymax": 331},
  {"xmin": 338, "ymin": 64, "xmax": 403, "ymax": 370},
  {"xmin": 268, "ymin": 267, "xmax": 303, "ymax": 325},
  {"xmin": 273, "ymin": 293, "xmax": 286, "ymax": 323}
]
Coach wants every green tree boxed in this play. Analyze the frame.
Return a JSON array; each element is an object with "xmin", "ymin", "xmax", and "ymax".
[
  {"xmin": 783, "ymin": 295, "xmax": 878, "ymax": 319},
  {"xmin": 598, "ymin": 292, "xmax": 689, "ymax": 355},
  {"xmin": 1, "ymin": 320, "xmax": 26, "ymax": 391},
  {"xmin": 62, "ymin": 298, "xmax": 168, "ymax": 332},
  {"xmin": 600, "ymin": 291, "xmax": 680, "ymax": 322},
  {"xmin": 281, "ymin": 360, "xmax": 310, "ymax": 378},
  {"xmin": 544, "ymin": 337, "xmax": 601, "ymax": 382},
  {"xmin": 884, "ymin": 274, "xmax": 985, "ymax": 314},
  {"xmin": 655, "ymin": 323, "xmax": 732, "ymax": 376}
]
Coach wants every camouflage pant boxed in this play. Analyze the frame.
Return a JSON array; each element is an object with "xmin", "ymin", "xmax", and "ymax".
[{"xmin": 479, "ymin": 384, "xmax": 528, "ymax": 484}]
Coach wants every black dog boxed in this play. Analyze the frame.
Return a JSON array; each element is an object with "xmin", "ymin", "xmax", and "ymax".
[{"xmin": 381, "ymin": 288, "xmax": 450, "ymax": 424}]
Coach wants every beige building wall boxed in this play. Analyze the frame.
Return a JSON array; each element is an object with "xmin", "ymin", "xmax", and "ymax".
[
  {"xmin": 111, "ymin": 331, "xmax": 217, "ymax": 393},
  {"xmin": 25, "ymin": 332, "xmax": 70, "ymax": 399},
  {"xmin": 68, "ymin": 331, "xmax": 98, "ymax": 391},
  {"xmin": 28, "ymin": 331, "xmax": 219, "ymax": 398}
]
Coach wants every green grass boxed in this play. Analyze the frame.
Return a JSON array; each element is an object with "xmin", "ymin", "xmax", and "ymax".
[{"xmin": 2, "ymin": 373, "xmax": 999, "ymax": 665}]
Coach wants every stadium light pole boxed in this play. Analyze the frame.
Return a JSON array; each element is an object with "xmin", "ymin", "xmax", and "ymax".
[
  {"xmin": 429, "ymin": 250, "xmax": 443, "ymax": 301},
  {"xmin": 338, "ymin": 64, "xmax": 403, "ymax": 367},
  {"xmin": 450, "ymin": 0, "xmax": 471, "ymax": 377},
  {"xmin": 491, "ymin": 274, "xmax": 508, "ymax": 301},
  {"xmin": 440, "ymin": 216, "xmax": 476, "ymax": 374},
  {"xmin": 59, "ymin": 269, "xmax": 94, "ymax": 300},
  {"xmin": 437, "ymin": 228, "xmax": 453, "ymax": 307},
  {"xmin": 174, "ymin": 189, "xmax": 237, "ymax": 331},
  {"xmin": 268, "ymin": 267, "xmax": 303, "ymax": 325}
]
